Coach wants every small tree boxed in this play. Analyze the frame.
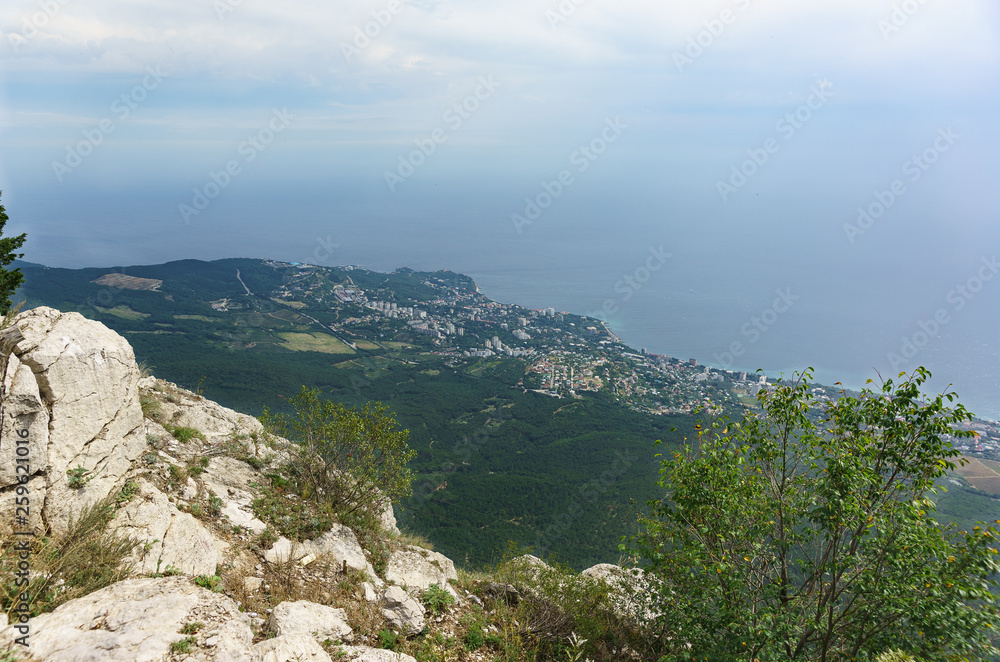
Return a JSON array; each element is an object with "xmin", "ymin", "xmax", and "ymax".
[
  {"xmin": 260, "ymin": 386, "xmax": 415, "ymax": 519},
  {"xmin": 630, "ymin": 368, "xmax": 1000, "ymax": 662},
  {"xmin": 0, "ymin": 191, "xmax": 27, "ymax": 315}
]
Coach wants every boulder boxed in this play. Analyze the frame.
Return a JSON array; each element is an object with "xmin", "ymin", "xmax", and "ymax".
[
  {"xmin": 255, "ymin": 634, "xmax": 332, "ymax": 662},
  {"xmin": 337, "ymin": 646, "xmax": 417, "ymax": 662},
  {"xmin": 0, "ymin": 576, "xmax": 254, "ymax": 661},
  {"xmin": 111, "ymin": 479, "xmax": 219, "ymax": 576},
  {"xmin": 0, "ymin": 307, "xmax": 146, "ymax": 535},
  {"xmin": 384, "ymin": 546, "xmax": 458, "ymax": 597},
  {"xmin": 264, "ymin": 525, "xmax": 379, "ymax": 581},
  {"xmin": 267, "ymin": 601, "xmax": 352, "ymax": 642},
  {"xmin": 380, "ymin": 585, "xmax": 425, "ymax": 636}
]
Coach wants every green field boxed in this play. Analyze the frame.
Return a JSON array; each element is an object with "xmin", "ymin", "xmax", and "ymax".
[
  {"xmin": 278, "ymin": 332, "xmax": 355, "ymax": 354},
  {"xmin": 97, "ymin": 305, "xmax": 149, "ymax": 320}
]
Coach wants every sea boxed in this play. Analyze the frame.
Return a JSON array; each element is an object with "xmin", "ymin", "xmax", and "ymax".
[{"xmin": 14, "ymin": 186, "xmax": 1000, "ymax": 421}]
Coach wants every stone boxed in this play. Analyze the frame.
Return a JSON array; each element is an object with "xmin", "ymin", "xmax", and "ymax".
[
  {"xmin": 380, "ymin": 585, "xmax": 425, "ymax": 636},
  {"xmin": 264, "ymin": 526, "xmax": 379, "ymax": 582},
  {"xmin": 581, "ymin": 563, "xmax": 653, "ymax": 619},
  {"xmin": 267, "ymin": 601, "xmax": 352, "ymax": 642},
  {"xmin": 0, "ymin": 576, "xmax": 254, "ymax": 661},
  {"xmin": 337, "ymin": 646, "xmax": 417, "ymax": 662},
  {"xmin": 361, "ymin": 582, "xmax": 379, "ymax": 603},
  {"xmin": 255, "ymin": 634, "xmax": 332, "ymax": 662},
  {"xmin": 384, "ymin": 546, "xmax": 458, "ymax": 598},
  {"xmin": 0, "ymin": 307, "xmax": 146, "ymax": 535},
  {"xmin": 111, "ymin": 479, "xmax": 219, "ymax": 576},
  {"xmin": 244, "ymin": 577, "xmax": 264, "ymax": 594}
]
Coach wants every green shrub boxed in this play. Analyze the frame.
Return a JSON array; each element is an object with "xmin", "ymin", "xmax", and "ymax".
[
  {"xmin": 168, "ymin": 464, "xmax": 188, "ymax": 484},
  {"xmin": 422, "ymin": 583, "xmax": 455, "ymax": 616},
  {"xmin": 207, "ymin": 495, "xmax": 223, "ymax": 517},
  {"xmin": 139, "ymin": 395, "xmax": 161, "ymax": 421},
  {"xmin": 377, "ymin": 629, "xmax": 399, "ymax": 651},
  {"xmin": 258, "ymin": 387, "xmax": 415, "ymax": 520}
]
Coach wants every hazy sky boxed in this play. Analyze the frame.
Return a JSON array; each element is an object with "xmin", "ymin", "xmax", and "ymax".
[{"xmin": 1, "ymin": 1, "xmax": 999, "ymax": 409}]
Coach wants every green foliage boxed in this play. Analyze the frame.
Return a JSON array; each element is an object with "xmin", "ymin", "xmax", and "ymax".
[
  {"xmin": 116, "ymin": 480, "xmax": 139, "ymax": 507},
  {"xmin": 193, "ymin": 575, "xmax": 223, "ymax": 592},
  {"xmin": 139, "ymin": 394, "xmax": 161, "ymax": 421},
  {"xmin": 630, "ymin": 368, "xmax": 1000, "ymax": 661},
  {"xmin": 66, "ymin": 465, "xmax": 90, "ymax": 489},
  {"xmin": 488, "ymin": 553, "xmax": 645, "ymax": 661},
  {"xmin": 377, "ymin": 629, "xmax": 399, "ymax": 651},
  {"xmin": 0, "ymin": 191, "xmax": 26, "ymax": 315},
  {"xmin": 422, "ymin": 583, "xmax": 455, "ymax": 616},
  {"xmin": 251, "ymin": 478, "xmax": 333, "ymax": 541},
  {"xmin": 207, "ymin": 494, "xmax": 223, "ymax": 517},
  {"xmin": 170, "ymin": 636, "xmax": 197, "ymax": 653},
  {"xmin": 259, "ymin": 386, "xmax": 416, "ymax": 520},
  {"xmin": 168, "ymin": 464, "xmax": 189, "ymax": 484},
  {"xmin": 164, "ymin": 424, "xmax": 205, "ymax": 443}
]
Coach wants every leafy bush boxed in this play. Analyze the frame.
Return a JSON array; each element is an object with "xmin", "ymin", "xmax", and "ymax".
[
  {"xmin": 377, "ymin": 629, "xmax": 399, "ymax": 651},
  {"xmin": 259, "ymin": 387, "xmax": 415, "ymax": 521},
  {"xmin": 170, "ymin": 636, "xmax": 197, "ymax": 653},
  {"xmin": 629, "ymin": 368, "xmax": 1000, "ymax": 661},
  {"xmin": 194, "ymin": 575, "xmax": 223, "ymax": 592}
]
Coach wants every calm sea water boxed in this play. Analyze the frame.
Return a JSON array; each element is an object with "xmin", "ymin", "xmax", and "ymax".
[{"xmin": 18, "ymin": 187, "xmax": 1000, "ymax": 421}]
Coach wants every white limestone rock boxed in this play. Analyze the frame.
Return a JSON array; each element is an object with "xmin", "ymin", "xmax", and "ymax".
[
  {"xmin": 255, "ymin": 634, "xmax": 332, "ymax": 662},
  {"xmin": 267, "ymin": 601, "xmax": 352, "ymax": 642},
  {"xmin": 1, "ymin": 307, "xmax": 146, "ymax": 535},
  {"xmin": 0, "ymin": 576, "xmax": 254, "ymax": 662},
  {"xmin": 337, "ymin": 645, "xmax": 418, "ymax": 662},
  {"xmin": 111, "ymin": 479, "xmax": 219, "ymax": 576},
  {"xmin": 380, "ymin": 585, "xmax": 425, "ymax": 636},
  {"xmin": 384, "ymin": 546, "xmax": 459, "ymax": 598}
]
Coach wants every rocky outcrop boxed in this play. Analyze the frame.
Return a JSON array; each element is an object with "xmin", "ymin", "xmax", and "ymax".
[
  {"xmin": 267, "ymin": 601, "xmax": 352, "ymax": 641},
  {"xmin": 0, "ymin": 307, "xmax": 146, "ymax": 535},
  {"xmin": 111, "ymin": 478, "xmax": 220, "ymax": 576},
  {"xmin": 0, "ymin": 577, "xmax": 254, "ymax": 661},
  {"xmin": 201, "ymin": 456, "xmax": 268, "ymax": 535},
  {"xmin": 385, "ymin": 546, "xmax": 458, "ymax": 598}
]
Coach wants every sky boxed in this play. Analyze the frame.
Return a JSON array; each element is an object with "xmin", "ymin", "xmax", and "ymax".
[{"xmin": 1, "ymin": 0, "xmax": 999, "ymax": 410}]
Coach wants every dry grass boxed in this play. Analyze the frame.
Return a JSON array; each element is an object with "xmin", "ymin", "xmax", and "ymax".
[{"xmin": 956, "ymin": 456, "xmax": 1000, "ymax": 494}]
